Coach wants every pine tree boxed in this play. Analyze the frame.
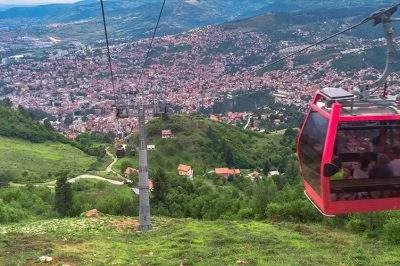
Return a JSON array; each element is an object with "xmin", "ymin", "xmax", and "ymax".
[
  {"xmin": 225, "ymin": 147, "xmax": 235, "ymax": 168},
  {"xmin": 252, "ymin": 177, "xmax": 277, "ymax": 219},
  {"xmin": 55, "ymin": 174, "xmax": 73, "ymax": 217},
  {"xmin": 262, "ymin": 159, "xmax": 271, "ymax": 176},
  {"xmin": 153, "ymin": 168, "xmax": 168, "ymax": 203}
]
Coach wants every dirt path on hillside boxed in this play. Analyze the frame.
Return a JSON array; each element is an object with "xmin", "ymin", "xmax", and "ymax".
[
  {"xmin": 10, "ymin": 147, "xmax": 129, "ymax": 187},
  {"xmin": 69, "ymin": 174, "xmax": 124, "ymax": 185},
  {"xmin": 105, "ymin": 147, "xmax": 118, "ymax": 173}
]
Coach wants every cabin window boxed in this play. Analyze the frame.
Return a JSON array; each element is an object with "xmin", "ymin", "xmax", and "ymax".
[
  {"xmin": 298, "ymin": 111, "xmax": 328, "ymax": 193},
  {"xmin": 331, "ymin": 121, "xmax": 400, "ymax": 200}
]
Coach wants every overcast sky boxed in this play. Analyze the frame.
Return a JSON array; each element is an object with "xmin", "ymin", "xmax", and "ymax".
[{"xmin": 0, "ymin": 0, "xmax": 78, "ymax": 5}]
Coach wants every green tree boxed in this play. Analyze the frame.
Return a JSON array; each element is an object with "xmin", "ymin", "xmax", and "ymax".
[
  {"xmin": 252, "ymin": 177, "xmax": 277, "ymax": 219},
  {"xmin": 152, "ymin": 168, "xmax": 168, "ymax": 204},
  {"xmin": 262, "ymin": 159, "xmax": 271, "ymax": 176},
  {"xmin": 225, "ymin": 146, "xmax": 235, "ymax": 168},
  {"xmin": 0, "ymin": 170, "xmax": 13, "ymax": 186},
  {"xmin": 55, "ymin": 173, "xmax": 73, "ymax": 217}
]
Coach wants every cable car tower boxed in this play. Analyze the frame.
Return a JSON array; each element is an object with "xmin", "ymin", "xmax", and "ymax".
[
  {"xmin": 99, "ymin": 0, "xmax": 168, "ymax": 231},
  {"xmin": 263, "ymin": 3, "xmax": 400, "ymax": 215}
]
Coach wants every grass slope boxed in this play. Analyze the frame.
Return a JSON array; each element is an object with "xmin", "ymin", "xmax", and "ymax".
[
  {"xmin": 1, "ymin": 216, "xmax": 400, "ymax": 265},
  {"xmin": 0, "ymin": 136, "xmax": 96, "ymax": 183},
  {"xmin": 115, "ymin": 115, "xmax": 292, "ymax": 175},
  {"xmin": 0, "ymin": 105, "xmax": 66, "ymax": 143}
]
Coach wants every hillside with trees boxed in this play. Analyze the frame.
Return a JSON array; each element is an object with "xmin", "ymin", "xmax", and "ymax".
[
  {"xmin": 2, "ymin": 114, "xmax": 400, "ymax": 264},
  {"xmin": 118, "ymin": 115, "xmax": 298, "ymax": 175},
  {"xmin": 0, "ymin": 103, "xmax": 112, "ymax": 183}
]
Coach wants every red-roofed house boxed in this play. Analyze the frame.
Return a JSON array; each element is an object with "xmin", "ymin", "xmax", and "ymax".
[
  {"xmin": 214, "ymin": 168, "xmax": 241, "ymax": 179},
  {"xmin": 177, "ymin": 164, "xmax": 193, "ymax": 179}
]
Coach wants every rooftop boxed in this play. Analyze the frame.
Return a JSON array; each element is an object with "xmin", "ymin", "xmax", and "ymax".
[{"xmin": 316, "ymin": 88, "xmax": 400, "ymax": 117}]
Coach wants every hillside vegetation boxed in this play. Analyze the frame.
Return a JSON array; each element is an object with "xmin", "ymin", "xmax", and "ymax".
[
  {"xmin": 0, "ymin": 105, "xmax": 66, "ymax": 143},
  {"xmin": 1, "ymin": 216, "xmax": 400, "ymax": 265},
  {"xmin": 0, "ymin": 104, "xmax": 110, "ymax": 183},
  {"xmin": 117, "ymin": 115, "xmax": 295, "ymax": 175},
  {"xmin": 0, "ymin": 136, "xmax": 97, "ymax": 183}
]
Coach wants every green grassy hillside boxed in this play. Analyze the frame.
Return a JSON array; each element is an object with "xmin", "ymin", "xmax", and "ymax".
[
  {"xmin": 115, "ymin": 115, "xmax": 294, "ymax": 175},
  {"xmin": 0, "ymin": 105, "xmax": 66, "ymax": 143},
  {"xmin": 0, "ymin": 136, "xmax": 97, "ymax": 183},
  {"xmin": 0, "ymin": 105, "xmax": 106, "ymax": 183},
  {"xmin": 1, "ymin": 216, "xmax": 400, "ymax": 265}
]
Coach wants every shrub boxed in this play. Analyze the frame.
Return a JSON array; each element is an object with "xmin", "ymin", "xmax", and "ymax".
[
  {"xmin": 266, "ymin": 200, "xmax": 321, "ymax": 222},
  {"xmin": 346, "ymin": 216, "xmax": 366, "ymax": 233},
  {"xmin": 346, "ymin": 213, "xmax": 388, "ymax": 237},
  {"xmin": 382, "ymin": 219, "xmax": 400, "ymax": 244},
  {"xmin": 0, "ymin": 201, "xmax": 28, "ymax": 223},
  {"xmin": 238, "ymin": 207, "xmax": 254, "ymax": 219},
  {"xmin": 55, "ymin": 175, "xmax": 73, "ymax": 217}
]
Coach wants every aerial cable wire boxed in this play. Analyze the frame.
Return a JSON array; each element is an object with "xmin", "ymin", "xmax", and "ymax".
[
  {"xmin": 99, "ymin": 0, "xmax": 117, "ymax": 97},
  {"xmin": 99, "ymin": 2, "xmax": 118, "ymax": 95},
  {"xmin": 137, "ymin": 0, "xmax": 167, "ymax": 98},
  {"xmin": 99, "ymin": 0, "xmax": 123, "ymax": 135},
  {"xmin": 259, "ymin": 19, "xmax": 371, "ymax": 72},
  {"xmin": 259, "ymin": 3, "xmax": 400, "ymax": 72}
]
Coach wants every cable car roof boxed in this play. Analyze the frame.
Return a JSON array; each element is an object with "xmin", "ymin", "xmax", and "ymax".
[{"xmin": 314, "ymin": 87, "xmax": 400, "ymax": 117}]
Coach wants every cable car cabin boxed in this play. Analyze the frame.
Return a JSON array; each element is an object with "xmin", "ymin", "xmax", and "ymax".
[{"xmin": 298, "ymin": 87, "xmax": 400, "ymax": 215}]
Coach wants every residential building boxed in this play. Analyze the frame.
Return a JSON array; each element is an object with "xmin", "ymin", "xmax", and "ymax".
[
  {"xmin": 215, "ymin": 168, "xmax": 241, "ymax": 179},
  {"xmin": 177, "ymin": 164, "xmax": 194, "ymax": 179},
  {"xmin": 161, "ymin": 129, "xmax": 174, "ymax": 139}
]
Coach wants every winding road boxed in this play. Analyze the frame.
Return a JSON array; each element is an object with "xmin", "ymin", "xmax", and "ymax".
[
  {"xmin": 105, "ymin": 147, "xmax": 118, "ymax": 173},
  {"xmin": 10, "ymin": 147, "xmax": 127, "ymax": 187},
  {"xmin": 69, "ymin": 174, "xmax": 124, "ymax": 185},
  {"xmin": 243, "ymin": 114, "xmax": 252, "ymax": 130}
]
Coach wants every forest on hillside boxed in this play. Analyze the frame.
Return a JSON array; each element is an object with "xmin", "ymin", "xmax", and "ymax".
[{"xmin": 1, "ymin": 106, "xmax": 400, "ymax": 247}]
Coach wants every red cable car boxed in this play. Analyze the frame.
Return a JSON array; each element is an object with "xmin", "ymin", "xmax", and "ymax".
[
  {"xmin": 298, "ymin": 88, "xmax": 400, "ymax": 215},
  {"xmin": 293, "ymin": 5, "xmax": 400, "ymax": 215}
]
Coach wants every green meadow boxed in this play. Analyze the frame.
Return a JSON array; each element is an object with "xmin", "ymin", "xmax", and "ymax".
[
  {"xmin": 0, "ymin": 136, "xmax": 97, "ymax": 183},
  {"xmin": 1, "ymin": 216, "xmax": 400, "ymax": 265}
]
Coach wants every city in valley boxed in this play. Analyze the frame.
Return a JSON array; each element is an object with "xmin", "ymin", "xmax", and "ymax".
[{"xmin": 1, "ymin": 4, "xmax": 399, "ymax": 137}]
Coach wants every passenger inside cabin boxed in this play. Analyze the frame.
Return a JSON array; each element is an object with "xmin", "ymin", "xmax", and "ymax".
[
  {"xmin": 371, "ymin": 129, "xmax": 388, "ymax": 154},
  {"xmin": 389, "ymin": 146, "xmax": 400, "ymax": 176},
  {"xmin": 369, "ymin": 154, "xmax": 393, "ymax": 179},
  {"xmin": 353, "ymin": 153, "xmax": 373, "ymax": 180}
]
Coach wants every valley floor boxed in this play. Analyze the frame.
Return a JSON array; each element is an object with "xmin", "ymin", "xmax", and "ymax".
[{"xmin": 1, "ymin": 216, "xmax": 399, "ymax": 265}]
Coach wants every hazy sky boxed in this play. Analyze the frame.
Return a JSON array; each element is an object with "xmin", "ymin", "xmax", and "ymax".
[{"xmin": 0, "ymin": 0, "xmax": 78, "ymax": 4}]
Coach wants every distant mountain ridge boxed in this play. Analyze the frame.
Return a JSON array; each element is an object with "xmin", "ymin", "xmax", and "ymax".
[{"xmin": 0, "ymin": 0, "xmax": 394, "ymax": 43}]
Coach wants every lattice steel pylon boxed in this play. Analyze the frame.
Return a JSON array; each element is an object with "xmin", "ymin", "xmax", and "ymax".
[{"xmin": 137, "ymin": 101, "xmax": 152, "ymax": 231}]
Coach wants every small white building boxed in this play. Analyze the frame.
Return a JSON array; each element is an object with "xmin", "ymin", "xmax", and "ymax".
[
  {"xmin": 147, "ymin": 144, "xmax": 156, "ymax": 150},
  {"xmin": 269, "ymin": 170, "xmax": 280, "ymax": 177},
  {"xmin": 161, "ymin": 129, "xmax": 174, "ymax": 139}
]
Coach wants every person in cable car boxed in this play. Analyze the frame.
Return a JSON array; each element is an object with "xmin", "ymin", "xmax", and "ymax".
[
  {"xmin": 266, "ymin": 4, "xmax": 400, "ymax": 215},
  {"xmin": 389, "ymin": 146, "xmax": 400, "ymax": 176},
  {"xmin": 369, "ymin": 154, "xmax": 393, "ymax": 180}
]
